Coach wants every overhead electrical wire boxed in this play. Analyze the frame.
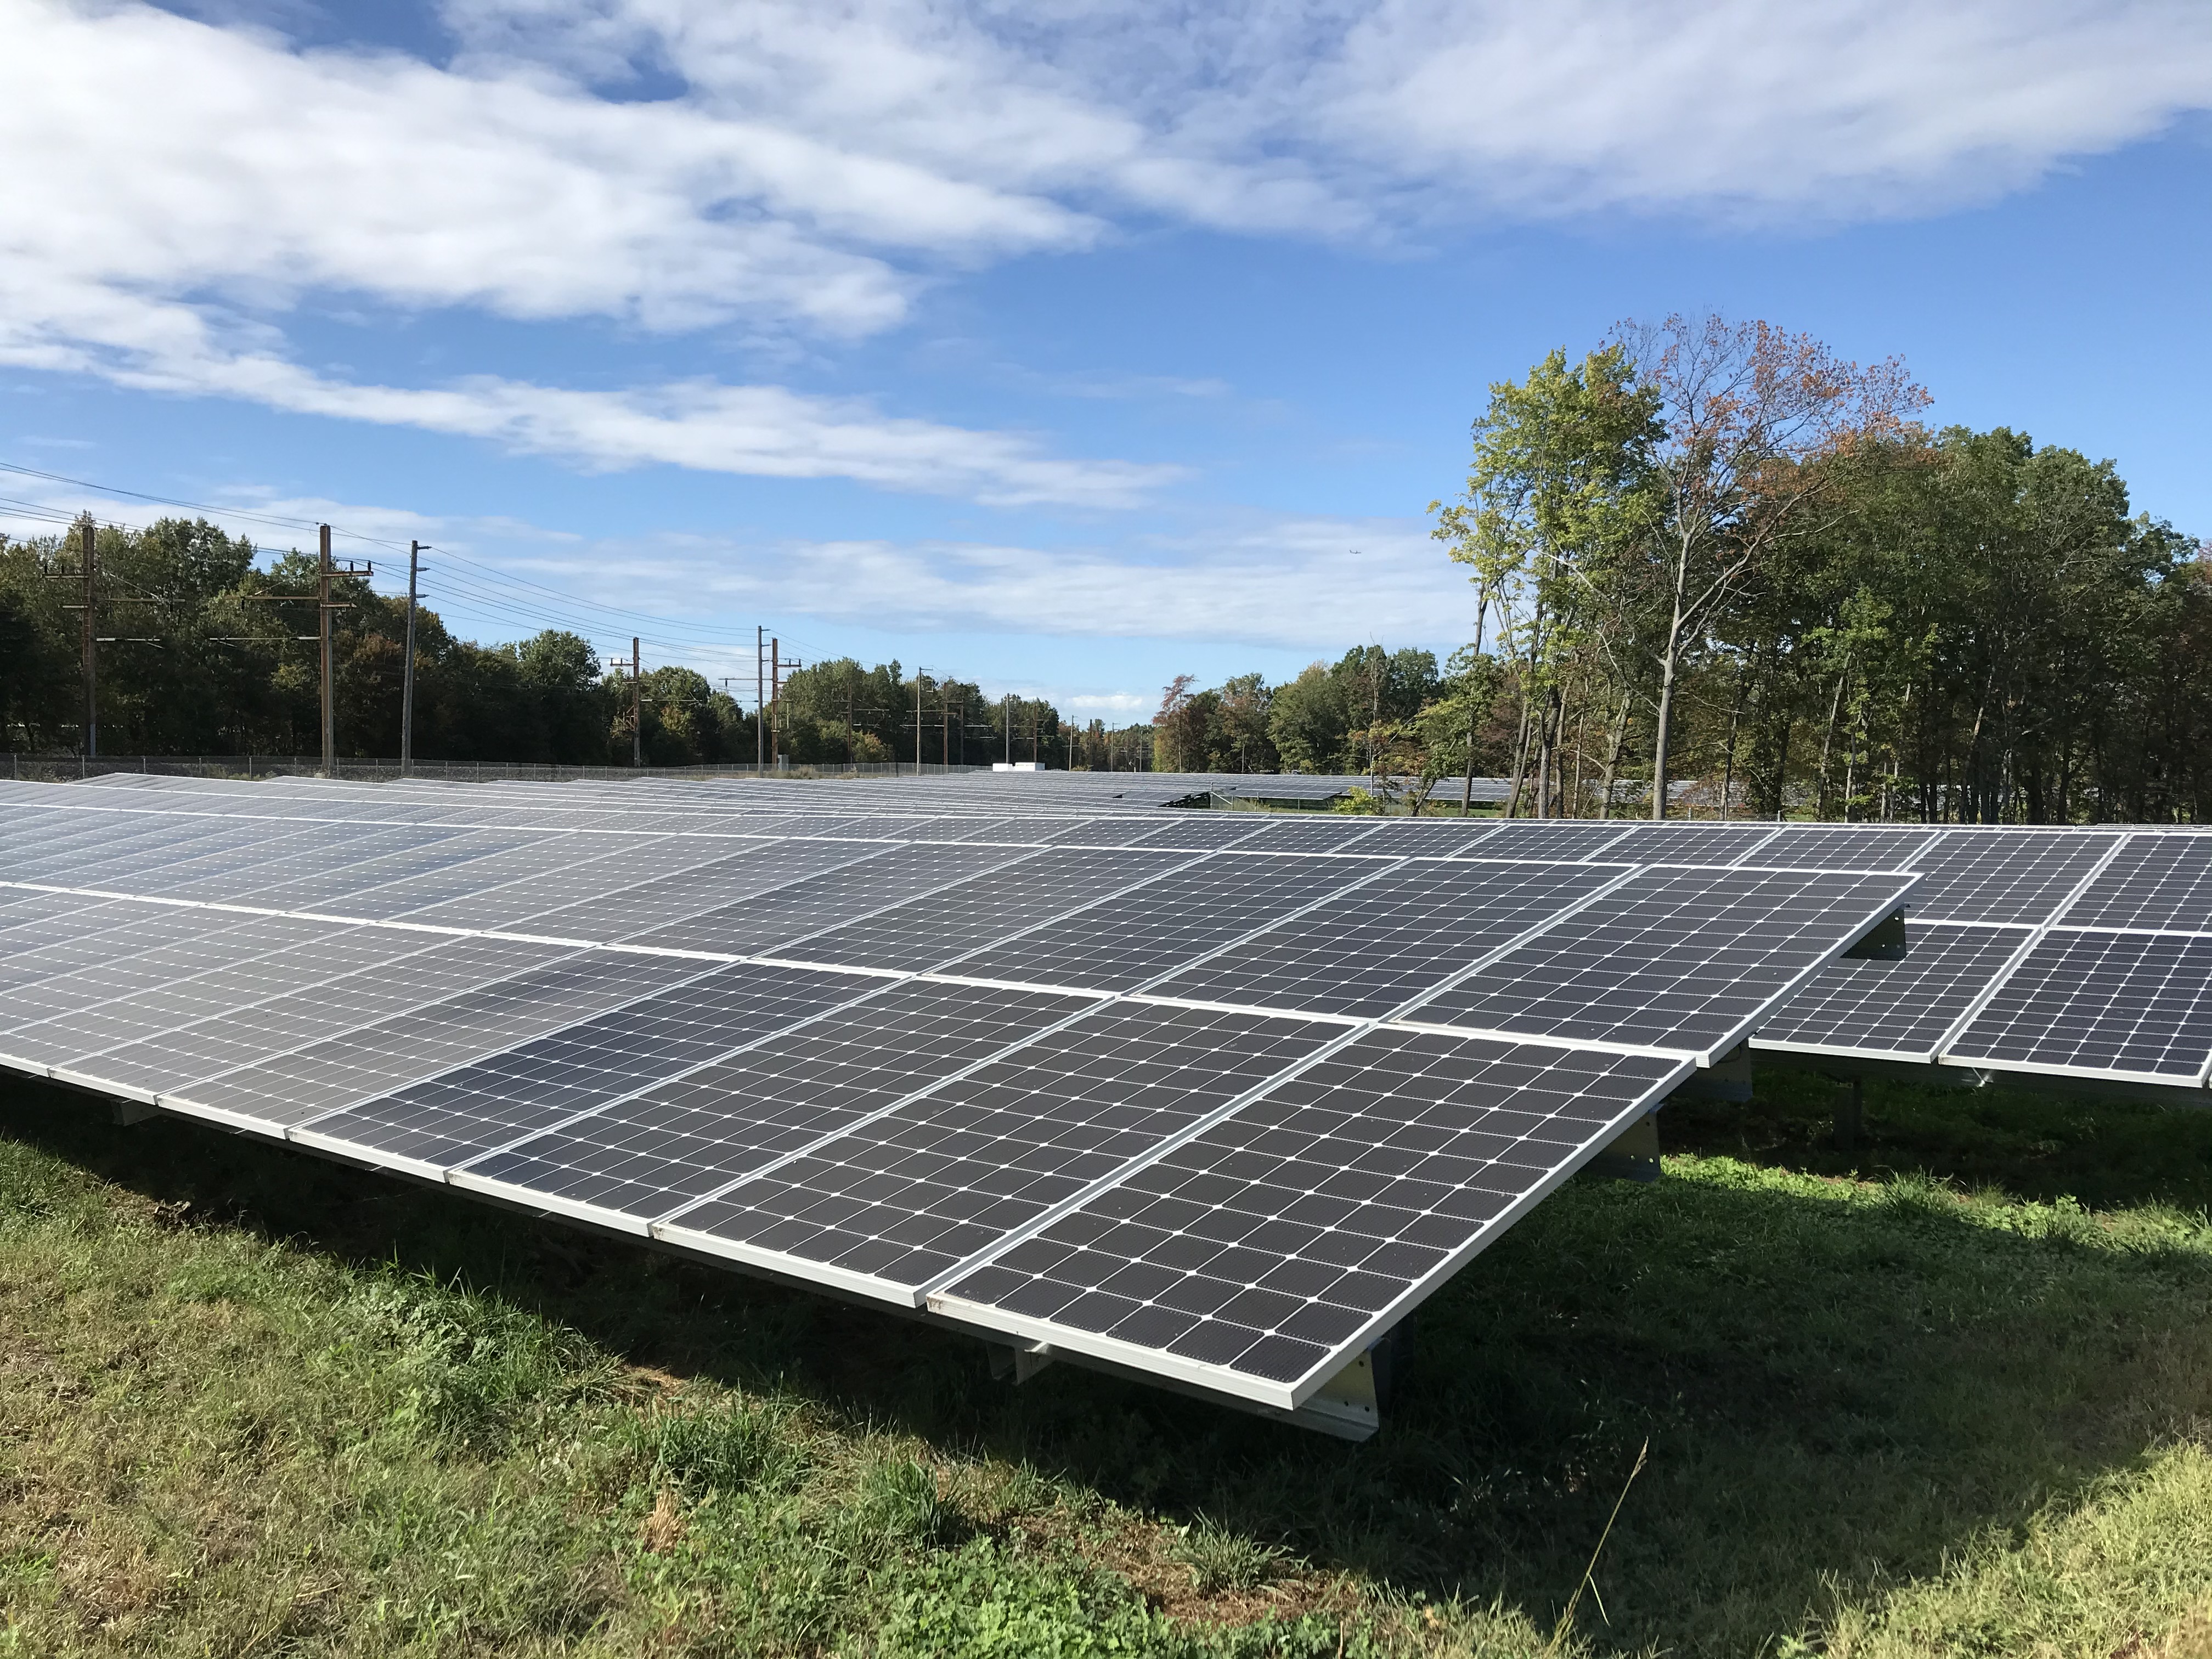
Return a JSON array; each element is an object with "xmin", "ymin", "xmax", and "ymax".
[
  {"xmin": 0, "ymin": 458, "xmax": 805, "ymax": 701},
  {"xmin": 0, "ymin": 458, "xmax": 772, "ymax": 651}
]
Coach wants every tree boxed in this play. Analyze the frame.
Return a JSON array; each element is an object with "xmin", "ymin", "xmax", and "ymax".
[
  {"xmin": 1432, "ymin": 345, "xmax": 1662, "ymax": 817},
  {"xmin": 1621, "ymin": 314, "xmax": 1929, "ymax": 817}
]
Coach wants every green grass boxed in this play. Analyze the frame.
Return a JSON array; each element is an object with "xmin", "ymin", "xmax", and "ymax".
[{"xmin": 4, "ymin": 1068, "xmax": 2212, "ymax": 1656}]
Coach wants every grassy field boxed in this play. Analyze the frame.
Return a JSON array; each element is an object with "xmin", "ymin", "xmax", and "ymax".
[{"xmin": 4, "ymin": 1066, "xmax": 2212, "ymax": 1657}]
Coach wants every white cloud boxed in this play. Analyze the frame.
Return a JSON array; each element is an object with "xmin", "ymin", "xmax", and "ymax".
[
  {"xmin": 5, "ymin": 0, "xmax": 2209, "ymax": 501},
  {"xmin": 0, "ymin": 0, "xmax": 1151, "ymax": 504},
  {"xmin": 478, "ymin": 514, "xmax": 1477, "ymax": 651},
  {"xmin": 452, "ymin": 0, "xmax": 2212, "ymax": 224}
]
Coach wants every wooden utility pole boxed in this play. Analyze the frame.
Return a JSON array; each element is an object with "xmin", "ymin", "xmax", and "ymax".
[
  {"xmin": 312, "ymin": 527, "xmax": 370, "ymax": 775},
  {"xmin": 914, "ymin": 669, "xmax": 924, "ymax": 774},
  {"xmin": 79, "ymin": 516, "xmax": 97, "ymax": 759},
  {"xmin": 770, "ymin": 637, "xmax": 780, "ymax": 765},
  {"xmin": 754, "ymin": 625, "xmax": 765, "ymax": 771},
  {"xmin": 400, "ymin": 540, "xmax": 422, "ymax": 777},
  {"xmin": 631, "ymin": 637, "xmax": 642, "ymax": 766},
  {"xmin": 318, "ymin": 526, "xmax": 335, "ymax": 774}
]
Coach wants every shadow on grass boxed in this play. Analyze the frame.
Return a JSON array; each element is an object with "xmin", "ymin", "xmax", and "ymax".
[{"xmin": 6, "ymin": 1069, "xmax": 2211, "ymax": 1655}]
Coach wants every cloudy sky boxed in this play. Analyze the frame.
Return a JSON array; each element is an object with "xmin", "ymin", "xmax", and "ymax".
[{"xmin": 4, "ymin": 1, "xmax": 2209, "ymax": 720}]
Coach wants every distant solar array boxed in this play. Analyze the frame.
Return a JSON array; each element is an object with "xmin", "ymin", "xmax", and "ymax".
[{"xmin": 0, "ymin": 771, "xmax": 1921, "ymax": 1434}]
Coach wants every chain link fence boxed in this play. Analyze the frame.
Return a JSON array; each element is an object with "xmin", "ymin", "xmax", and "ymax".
[{"xmin": 2, "ymin": 754, "xmax": 1007, "ymax": 784}]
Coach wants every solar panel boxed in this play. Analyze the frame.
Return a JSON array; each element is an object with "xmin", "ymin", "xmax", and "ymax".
[
  {"xmin": 1750, "ymin": 922, "xmax": 2028, "ymax": 1059},
  {"xmin": 154, "ymin": 936, "xmax": 593, "ymax": 1128},
  {"xmin": 2061, "ymin": 836, "xmax": 2212, "ymax": 931},
  {"xmin": 1754, "ymin": 825, "xmax": 1943, "ymax": 871},
  {"xmin": 1130, "ymin": 817, "xmax": 1277, "ymax": 850},
  {"xmin": 1593, "ymin": 823, "xmax": 1782, "ymax": 865},
  {"xmin": 627, "ymin": 843, "xmax": 1024, "ymax": 955},
  {"xmin": 768, "ymin": 847, "xmax": 1187, "ymax": 973},
  {"xmin": 1231, "ymin": 818, "xmax": 1393, "ymax": 853},
  {"xmin": 515, "ymin": 838, "xmax": 886, "ymax": 941},
  {"xmin": 291, "ymin": 962, "xmax": 865, "ymax": 1175},
  {"xmin": 455, "ymin": 980, "xmax": 1099, "ymax": 1227},
  {"xmin": 948, "ymin": 853, "xmax": 1396, "ymax": 994},
  {"xmin": 1475, "ymin": 821, "xmax": 1636, "ymax": 860},
  {"xmin": 660, "ymin": 1002, "xmax": 1341, "ymax": 1295},
  {"xmin": 1946, "ymin": 929, "xmax": 2212, "ymax": 1083},
  {"xmin": 1410, "ymin": 868, "xmax": 1916, "ymax": 1062},
  {"xmin": 934, "ymin": 1031, "xmax": 1682, "ymax": 1401},
  {"xmin": 1336, "ymin": 820, "xmax": 1500, "ymax": 856},
  {"xmin": 1148, "ymin": 859, "xmax": 1622, "ymax": 1018},
  {"xmin": 1905, "ymin": 831, "xmax": 2122, "ymax": 922}
]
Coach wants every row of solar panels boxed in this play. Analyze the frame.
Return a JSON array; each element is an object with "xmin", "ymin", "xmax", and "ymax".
[
  {"xmin": 29, "ymin": 777, "xmax": 2212, "ymax": 1094},
  {"xmin": 1, "ymin": 775, "xmax": 1934, "ymax": 1429}
]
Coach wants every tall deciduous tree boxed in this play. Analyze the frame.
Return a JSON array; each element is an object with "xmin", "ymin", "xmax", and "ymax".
[{"xmin": 1622, "ymin": 314, "xmax": 1928, "ymax": 816}]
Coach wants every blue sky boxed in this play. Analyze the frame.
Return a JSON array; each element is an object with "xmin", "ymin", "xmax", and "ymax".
[{"xmin": 4, "ymin": 1, "xmax": 2209, "ymax": 724}]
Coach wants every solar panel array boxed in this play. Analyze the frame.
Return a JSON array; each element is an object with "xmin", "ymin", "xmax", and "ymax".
[
  {"xmin": 1750, "ymin": 826, "xmax": 2212, "ymax": 1091},
  {"xmin": 0, "ymin": 772, "xmax": 1912, "ymax": 1424}
]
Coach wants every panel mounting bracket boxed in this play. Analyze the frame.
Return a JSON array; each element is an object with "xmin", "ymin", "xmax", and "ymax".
[
  {"xmin": 985, "ymin": 1338, "xmax": 1057, "ymax": 1384},
  {"xmin": 1667, "ymin": 1043, "xmax": 1753, "ymax": 1104},
  {"xmin": 1583, "ymin": 1108, "xmax": 1663, "ymax": 1182},
  {"xmin": 1842, "ymin": 909, "xmax": 1909, "ymax": 960}
]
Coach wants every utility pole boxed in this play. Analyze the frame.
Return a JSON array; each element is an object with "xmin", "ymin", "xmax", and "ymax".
[
  {"xmin": 78, "ymin": 516, "xmax": 96, "ymax": 759},
  {"xmin": 319, "ymin": 526, "xmax": 335, "ymax": 774},
  {"xmin": 312, "ymin": 526, "xmax": 369, "ymax": 776},
  {"xmin": 631, "ymin": 636, "xmax": 642, "ymax": 766},
  {"xmin": 914, "ymin": 669, "xmax": 924, "ymax": 774},
  {"xmin": 400, "ymin": 540, "xmax": 424, "ymax": 777},
  {"xmin": 1003, "ymin": 693, "xmax": 1011, "ymax": 765},
  {"xmin": 754, "ymin": 625, "xmax": 765, "ymax": 772},
  {"xmin": 770, "ymin": 637, "xmax": 780, "ymax": 766}
]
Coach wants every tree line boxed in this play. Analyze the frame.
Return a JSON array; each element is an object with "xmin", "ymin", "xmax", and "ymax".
[
  {"xmin": 1155, "ymin": 315, "xmax": 2210, "ymax": 820},
  {"xmin": 0, "ymin": 524, "xmax": 1092, "ymax": 768}
]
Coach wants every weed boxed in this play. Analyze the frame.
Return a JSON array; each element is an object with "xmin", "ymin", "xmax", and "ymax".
[{"xmin": 1171, "ymin": 1516, "xmax": 1296, "ymax": 1595}]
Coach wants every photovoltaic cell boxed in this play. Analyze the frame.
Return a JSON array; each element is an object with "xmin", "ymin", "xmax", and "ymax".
[
  {"xmin": 1751, "ymin": 922, "xmax": 2027, "ymax": 1057},
  {"xmin": 1947, "ymin": 929, "xmax": 2212, "ymax": 1080},
  {"xmin": 457, "ymin": 980, "xmax": 1097, "ymax": 1222},
  {"xmin": 1414, "ymin": 867, "xmax": 1915, "ymax": 1058},
  {"xmin": 2061, "ymin": 836, "xmax": 2212, "ymax": 932},
  {"xmin": 1150, "ymin": 859, "xmax": 1619, "ymax": 1019},
  {"xmin": 950, "ymin": 853, "xmax": 1396, "ymax": 993},
  {"xmin": 296, "ymin": 962, "xmax": 864, "ymax": 1170},
  {"xmin": 662, "ymin": 1002, "xmax": 1340, "ymax": 1291},
  {"xmin": 939, "ymin": 1029, "xmax": 1680, "ymax": 1393}
]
